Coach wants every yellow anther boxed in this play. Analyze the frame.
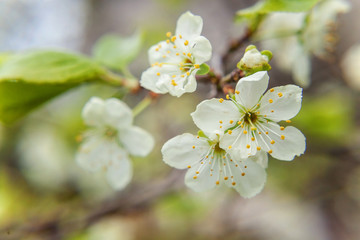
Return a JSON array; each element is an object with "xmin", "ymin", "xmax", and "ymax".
[
  {"xmin": 235, "ymin": 164, "xmax": 238, "ymax": 167},
  {"xmin": 257, "ymin": 104, "xmax": 260, "ymax": 107},
  {"xmin": 246, "ymin": 144, "xmax": 250, "ymax": 149},
  {"xmin": 184, "ymin": 40, "xmax": 189, "ymax": 46},
  {"xmin": 264, "ymin": 115, "xmax": 267, "ymax": 117},
  {"xmin": 228, "ymin": 145, "xmax": 232, "ymax": 149},
  {"xmin": 192, "ymin": 145, "xmax": 195, "ymax": 149},
  {"xmin": 156, "ymin": 72, "xmax": 161, "ymax": 76},
  {"xmin": 226, "ymin": 94, "xmax": 229, "ymax": 100},
  {"xmin": 219, "ymin": 120, "xmax": 223, "ymax": 124},
  {"xmin": 235, "ymin": 90, "xmax": 240, "ymax": 94},
  {"xmin": 265, "ymin": 131, "xmax": 269, "ymax": 135},
  {"xmin": 257, "ymin": 146, "xmax": 261, "ymax": 151},
  {"xmin": 166, "ymin": 39, "xmax": 170, "ymax": 44},
  {"xmin": 270, "ymin": 88, "xmax": 274, "ymax": 92},
  {"xmin": 187, "ymin": 165, "xmax": 191, "ymax": 168},
  {"xmin": 220, "ymin": 126, "xmax": 222, "ymax": 128},
  {"xmin": 241, "ymin": 173, "xmax": 245, "ymax": 176},
  {"xmin": 222, "ymin": 156, "xmax": 226, "ymax": 159},
  {"xmin": 171, "ymin": 80, "xmax": 177, "ymax": 86},
  {"xmin": 237, "ymin": 121, "xmax": 242, "ymax": 125},
  {"xmin": 271, "ymin": 110, "xmax": 274, "ymax": 113},
  {"xmin": 173, "ymin": 45, "xmax": 177, "ymax": 49},
  {"xmin": 181, "ymin": 75, "xmax": 184, "ymax": 78},
  {"xmin": 167, "ymin": 50, "xmax": 171, "ymax": 54},
  {"xmin": 281, "ymin": 135, "xmax": 285, "ymax": 140},
  {"xmin": 244, "ymin": 166, "xmax": 247, "ymax": 169},
  {"xmin": 241, "ymin": 124, "xmax": 244, "ymax": 128},
  {"xmin": 270, "ymin": 140, "xmax": 275, "ymax": 144},
  {"xmin": 155, "ymin": 48, "xmax": 159, "ymax": 51},
  {"xmin": 229, "ymin": 120, "xmax": 234, "ymax": 124},
  {"xmin": 162, "ymin": 55, "xmax": 166, "ymax": 58},
  {"xmin": 171, "ymin": 36, "xmax": 176, "ymax": 42},
  {"xmin": 258, "ymin": 132, "xmax": 262, "ymax": 134},
  {"xmin": 280, "ymin": 126, "xmax": 285, "ymax": 131},
  {"xmin": 179, "ymin": 67, "xmax": 184, "ymax": 71},
  {"xmin": 183, "ymin": 52, "xmax": 186, "ymax": 55},
  {"xmin": 179, "ymin": 34, "xmax": 182, "ymax": 39},
  {"xmin": 166, "ymin": 32, "xmax": 172, "ymax": 38},
  {"xmin": 187, "ymin": 53, "xmax": 192, "ymax": 57},
  {"xmin": 286, "ymin": 120, "xmax": 292, "ymax": 123},
  {"xmin": 268, "ymin": 149, "xmax": 273, "ymax": 154},
  {"xmin": 232, "ymin": 182, "xmax": 236, "ymax": 186},
  {"xmin": 251, "ymin": 137, "xmax": 255, "ymax": 141},
  {"xmin": 251, "ymin": 127, "xmax": 257, "ymax": 131},
  {"xmin": 172, "ymin": 75, "xmax": 176, "ymax": 78},
  {"xmin": 224, "ymin": 177, "xmax": 229, "ymax": 180},
  {"xmin": 193, "ymin": 176, "xmax": 197, "ymax": 179},
  {"xmin": 243, "ymin": 130, "xmax": 248, "ymax": 134},
  {"xmin": 186, "ymin": 72, "xmax": 190, "ymax": 76},
  {"xmin": 194, "ymin": 64, "xmax": 200, "ymax": 69},
  {"xmin": 176, "ymin": 53, "xmax": 180, "ymax": 56},
  {"xmin": 278, "ymin": 92, "xmax": 283, "ymax": 97},
  {"xmin": 228, "ymin": 130, "xmax": 232, "ymax": 134},
  {"xmin": 216, "ymin": 181, "xmax": 220, "ymax": 185},
  {"xmin": 219, "ymin": 98, "xmax": 224, "ymax": 103},
  {"xmin": 196, "ymin": 171, "xmax": 199, "ymax": 174},
  {"xmin": 269, "ymin": 99, "xmax": 273, "ymax": 103}
]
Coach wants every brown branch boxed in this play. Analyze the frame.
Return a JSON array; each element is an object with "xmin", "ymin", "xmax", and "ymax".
[{"xmin": 1, "ymin": 170, "xmax": 185, "ymax": 240}]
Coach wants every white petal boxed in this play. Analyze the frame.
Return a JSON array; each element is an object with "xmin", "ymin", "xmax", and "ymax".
[
  {"xmin": 175, "ymin": 11, "xmax": 203, "ymax": 41},
  {"xmin": 258, "ymin": 123, "xmax": 306, "ymax": 161},
  {"xmin": 191, "ymin": 99, "xmax": 241, "ymax": 136},
  {"xmin": 148, "ymin": 41, "xmax": 181, "ymax": 64},
  {"xmin": 259, "ymin": 85, "xmax": 302, "ymax": 122},
  {"xmin": 76, "ymin": 136, "xmax": 109, "ymax": 172},
  {"xmin": 82, "ymin": 97, "xmax": 105, "ymax": 127},
  {"xmin": 220, "ymin": 126, "xmax": 257, "ymax": 159},
  {"xmin": 293, "ymin": 47, "xmax": 311, "ymax": 88},
  {"xmin": 140, "ymin": 67, "xmax": 170, "ymax": 94},
  {"xmin": 225, "ymin": 156, "xmax": 267, "ymax": 198},
  {"xmin": 119, "ymin": 126, "xmax": 154, "ymax": 157},
  {"xmin": 162, "ymin": 133, "xmax": 210, "ymax": 169},
  {"xmin": 103, "ymin": 98, "xmax": 133, "ymax": 130},
  {"xmin": 252, "ymin": 150, "xmax": 268, "ymax": 169},
  {"xmin": 166, "ymin": 73, "xmax": 198, "ymax": 97},
  {"xmin": 191, "ymin": 36, "xmax": 212, "ymax": 64},
  {"xmin": 184, "ymin": 158, "xmax": 220, "ymax": 192},
  {"xmin": 106, "ymin": 153, "xmax": 132, "ymax": 190},
  {"xmin": 235, "ymin": 71, "xmax": 269, "ymax": 109}
]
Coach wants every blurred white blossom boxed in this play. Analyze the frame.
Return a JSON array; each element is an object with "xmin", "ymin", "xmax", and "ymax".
[
  {"xmin": 341, "ymin": 43, "xmax": 360, "ymax": 90},
  {"xmin": 141, "ymin": 11, "xmax": 212, "ymax": 97},
  {"xmin": 76, "ymin": 97, "xmax": 154, "ymax": 190},
  {"xmin": 258, "ymin": 0, "xmax": 350, "ymax": 87}
]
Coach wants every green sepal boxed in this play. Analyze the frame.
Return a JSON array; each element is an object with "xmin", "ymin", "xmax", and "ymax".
[
  {"xmin": 197, "ymin": 130, "xmax": 207, "ymax": 138},
  {"xmin": 196, "ymin": 63, "xmax": 210, "ymax": 75}
]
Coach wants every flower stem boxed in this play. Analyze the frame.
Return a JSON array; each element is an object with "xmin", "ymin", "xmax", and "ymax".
[
  {"xmin": 101, "ymin": 71, "xmax": 139, "ymax": 91},
  {"xmin": 132, "ymin": 97, "xmax": 152, "ymax": 117}
]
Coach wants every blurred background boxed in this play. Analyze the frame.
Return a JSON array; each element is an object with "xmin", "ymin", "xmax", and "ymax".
[{"xmin": 0, "ymin": 0, "xmax": 360, "ymax": 239}]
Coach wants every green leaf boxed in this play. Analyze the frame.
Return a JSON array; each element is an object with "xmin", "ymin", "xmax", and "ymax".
[
  {"xmin": 0, "ymin": 50, "xmax": 106, "ymax": 83},
  {"xmin": 235, "ymin": 0, "xmax": 320, "ymax": 30},
  {"xmin": 196, "ymin": 63, "xmax": 210, "ymax": 75},
  {"xmin": 93, "ymin": 31, "xmax": 143, "ymax": 71},
  {"xmin": 0, "ymin": 50, "xmax": 107, "ymax": 124}
]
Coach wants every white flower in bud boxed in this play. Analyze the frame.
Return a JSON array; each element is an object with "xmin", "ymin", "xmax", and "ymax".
[
  {"xmin": 140, "ymin": 11, "xmax": 212, "ymax": 97},
  {"xmin": 76, "ymin": 97, "xmax": 154, "ymax": 190},
  {"xmin": 162, "ymin": 131, "xmax": 267, "ymax": 198},
  {"xmin": 191, "ymin": 71, "xmax": 306, "ymax": 161},
  {"xmin": 341, "ymin": 44, "xmax": 360, "ymax": 91}
]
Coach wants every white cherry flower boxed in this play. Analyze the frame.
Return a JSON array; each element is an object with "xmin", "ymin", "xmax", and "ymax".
[
  {"xmin": 140, "ymin": 11, "xmax": 212, "ymax": 97},
  {"xmin": 258, "ymin": 0, "xmax": 349, "ymax": 87},
  {"xmin": 162, "ymin": 131, "xmax": 267, "ymax": 198},
  {"xmin": 76, "ymin": 97, "xmax": 154, "ymax": 190},
  {"xmin": 191, "ymin": 71, "xmax": 306, "ymax": 161}
]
